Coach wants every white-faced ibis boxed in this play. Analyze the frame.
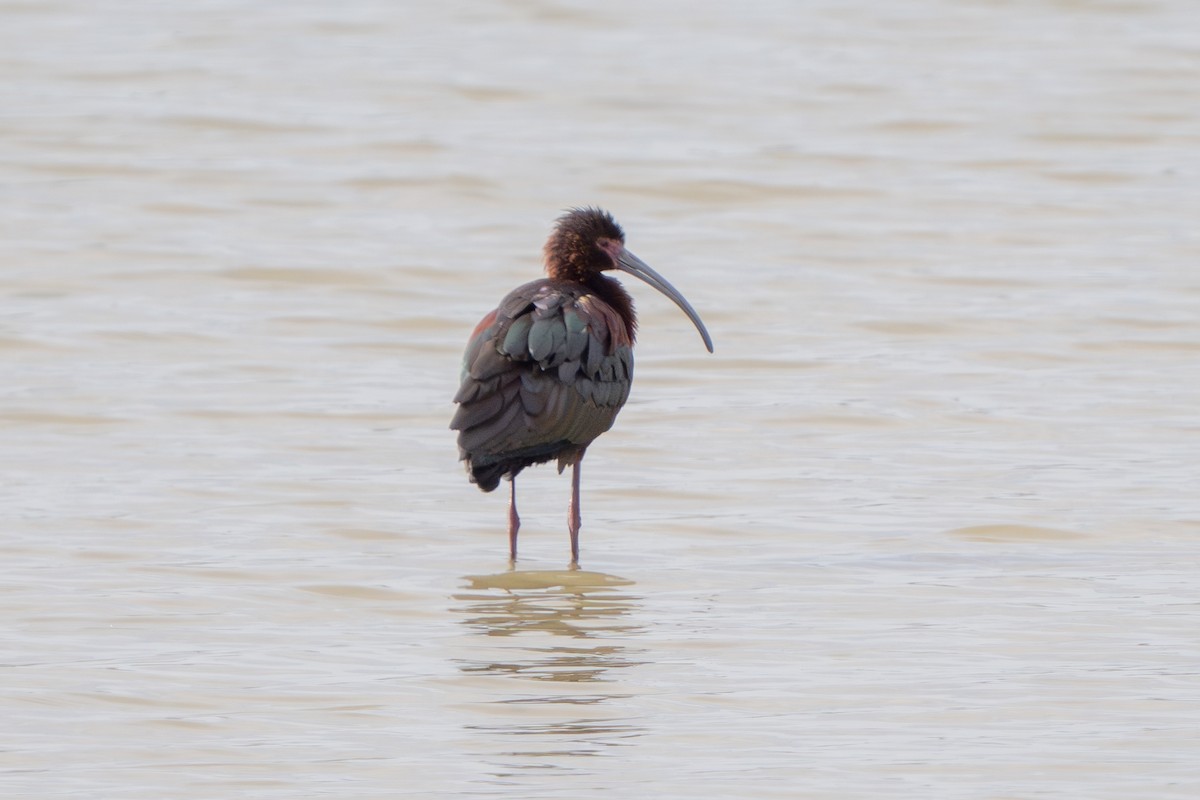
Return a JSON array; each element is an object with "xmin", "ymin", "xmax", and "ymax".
[{"xmin": 451, "ymin": 207, "xmax": 713, "ymax": 565}]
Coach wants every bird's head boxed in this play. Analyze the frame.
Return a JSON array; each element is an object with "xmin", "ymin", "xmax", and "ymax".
[
  {"xmin": 543, "ymin": 207, "xmax": 626, "ymax": 281},
  {"xmin": 544, "ymin": 207, "xmax": 714, "ymax": 353}
]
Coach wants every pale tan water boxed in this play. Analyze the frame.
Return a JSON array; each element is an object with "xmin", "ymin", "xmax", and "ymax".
[{"xmin": 2, "ymin": 1, "xmax": 1199, "ymax": 797}]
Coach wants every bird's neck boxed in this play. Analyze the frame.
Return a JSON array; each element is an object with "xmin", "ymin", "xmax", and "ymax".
[{"xmin": 588, "ymin": 273, "xmax": 637, "ymax": 346}]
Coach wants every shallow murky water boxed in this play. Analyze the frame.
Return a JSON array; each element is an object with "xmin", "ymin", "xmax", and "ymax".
[{"xmin": 3, "ymin": 1, "xmax": 1198, "ymax": 797}]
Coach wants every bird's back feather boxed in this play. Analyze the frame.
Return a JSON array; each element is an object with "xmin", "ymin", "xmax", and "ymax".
[{"xmin": 451, "ymin": 279, "xmax": 634, "ymax": 490}]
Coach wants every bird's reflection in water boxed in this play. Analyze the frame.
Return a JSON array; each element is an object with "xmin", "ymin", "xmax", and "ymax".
[
  {"xmin": 453, "ymin": 569, "xmax": 643, "ymax": 685},
  {"xmin": 452, "ymin": 569, "xmax": 645, "ymax": 762}
]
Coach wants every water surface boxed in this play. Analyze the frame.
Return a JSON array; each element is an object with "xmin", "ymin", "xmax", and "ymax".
[{"xmin": 3, "ymin": 1, "xmax": 1198, "ymax": 797}]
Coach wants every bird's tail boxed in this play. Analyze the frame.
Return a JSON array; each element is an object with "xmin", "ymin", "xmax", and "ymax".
[{"xmin": 467, "ymin": 460, "xmax": 506, "ymax": 493}]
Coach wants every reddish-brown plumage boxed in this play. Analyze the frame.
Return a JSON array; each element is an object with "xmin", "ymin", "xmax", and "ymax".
[{"xmin": 450, "ymin": 207, "xmax": 713, "ymax": 565}]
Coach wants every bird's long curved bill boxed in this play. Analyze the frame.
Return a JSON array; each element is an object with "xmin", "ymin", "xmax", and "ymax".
[{"xmin": 618, "ymin": 250, "xmax": 714, "ymax": 353}]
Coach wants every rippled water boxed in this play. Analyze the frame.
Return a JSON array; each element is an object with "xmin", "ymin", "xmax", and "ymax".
[{"xmin": 3, "ymin": 1, "xmax": 1198, "ymax": 797}]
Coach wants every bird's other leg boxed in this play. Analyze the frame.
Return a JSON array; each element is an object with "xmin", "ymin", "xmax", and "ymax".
[
  {"xmin": 508, "ymin": 477, "xmax": 520, "ymax": 564},
  {"xmin": 568, "ymin": 452, "xmax": 584, "ymax": 567}
]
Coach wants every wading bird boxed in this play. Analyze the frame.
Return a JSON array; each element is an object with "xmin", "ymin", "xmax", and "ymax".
[{"xmin": 450, "ymin": 207, "xmax": 713, "ymax": 564}]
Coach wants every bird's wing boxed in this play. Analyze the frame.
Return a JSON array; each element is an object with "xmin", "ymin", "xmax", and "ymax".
[{"xmin": 451, "ymin": 280, "xmax": 634, "ymax": 462}]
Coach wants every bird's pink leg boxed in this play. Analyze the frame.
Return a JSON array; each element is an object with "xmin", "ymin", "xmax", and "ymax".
[
  {"xmin": 568, "ymin": 454, "xmax": 583, "ymax": 566},
  {"xmin": 508, "ymin": 477, "xmax": 520, "ymax": 563}
]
